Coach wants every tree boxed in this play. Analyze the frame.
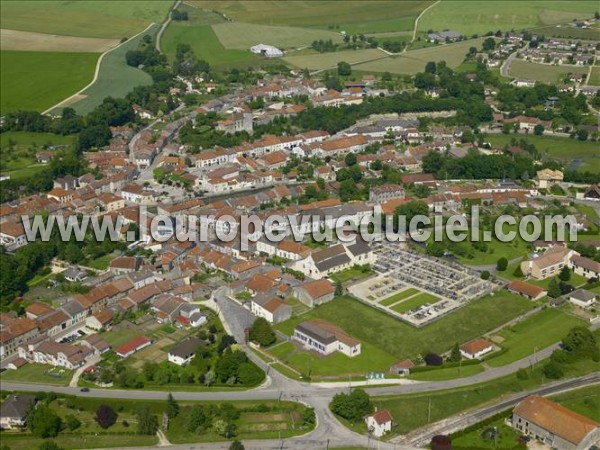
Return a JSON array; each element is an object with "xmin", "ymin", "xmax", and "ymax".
[
  {"xmin": 425, "ymin": 61, "xmax": 437, "ymax": 74},
  {"xmin": 424, "ymin": 353, "xmax": 443, "ymax": 366},
  {"xmin": 188, "ymin": 405, "xmax": 206, "ymax": 433},
  {"xmin": 229, "ymin": 442, "xmax": 245, "ymax": 450},
  {"xmin": 29, "ymin": 405, "xmax": 62, "ymax": 438},
  {"xmin": 480, "ymin": 270, "xmax": 490, "ymax": 280},
  {"xmin": 496, "ymin": 257, "xmax": 508, "ymax": 271},
  {"xmin": 136, "ymin": 406, "xmax": 158, "ymax": 435},
  {"xmin": 513, "ymin": 264, "xmax": 524, "ymax": 277},
  {"xmin": 548, "ymin": 278, "xmax": 562, "ymax": 298},
  {"xmin": 561, "ymin": 326, "xmax": 599, "ymax": 361},
  {"xmin": 330, "ymin": 388, "xmax": 373, "ymax": 422},
  {"xmin": 38, "ymin": 442, "xmax": 63, "ymax": 450},
  {"xmin": 448, "ymin": 343, "xmax": 462, "ymax": 362},
  {"xmin": 337, "ymin": 61, "xmax": 352, "ymax": 76},
  {"xmin": 344, "ymin": 152, "xmax": 357, "ymax": 166},
  {"xmin": 301, "ymin": 408, "xmax": 316, "ymax": 426},
  {"xmin": 533, "ymin": 124, "xmax": 544, "ymax": 136},
  {"xmin": 203, "ymin": 370, "xmax": 216, "ymax": 387},
  {"xmin": 95, "ymin": 404, "xmax": 118, "ymax": 429},
  {"xmin": 576, "ymin": 129, "xmax": 589, "ymax": 141},
  {"xmin": 542, "ymin": 360, "xmax": 564, "ymax": 379},
  {"xmin": 482, "ymin": 37, "xmax": 496, "ymax": 51},
  {"xmin": 559, "ymin": 266, "xmax": 571, "ymax": 282},
  {"xmin": 166, "ymin": 393, "xmax": 179, "ymax": 418},
  {"xmin": 65, "ymin": 414, "xmax": 81, "ymax": 431},
  {"xmin": 249, "ymin": 318, "xmax": 276, "ymax": 347},
  {"xmin": 335, "ymin": 279, "xmax": 343, "ymax": 296}
]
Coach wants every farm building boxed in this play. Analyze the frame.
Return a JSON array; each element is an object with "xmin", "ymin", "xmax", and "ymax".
[
  {"xmin": 507, "ymin": 280, "xmax": 547, "ymax": 301},
  {"xmin": 250, "ymin": 44, "xmax": 283, "ymax": 58},
  {"xmin": 512, "ymin": 395, "xmax": 600, "ymax": 449}
]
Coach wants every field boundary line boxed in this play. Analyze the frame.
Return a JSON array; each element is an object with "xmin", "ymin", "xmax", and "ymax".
[{"xmin": 42, "ymin": 22, "xmax": 156, "ymax": 115}]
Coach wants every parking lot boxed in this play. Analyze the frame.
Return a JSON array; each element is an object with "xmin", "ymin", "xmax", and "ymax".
[{"xmin": 349, "ymin": 243, "xmax": 500, "ymax": 327}]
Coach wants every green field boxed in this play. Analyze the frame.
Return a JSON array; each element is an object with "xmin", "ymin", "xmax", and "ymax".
[
  {"xmin": 59, "ymin": 25, "xmax": 158, "ymax": 115},
  {"xmin": 212, "ymin": 22, "xmax": 342, "ymax": 50},
  {"xmin": 328, "ymin": 266, "xmax": 374, "ymax": 284},
  {"xmin": 0, "ymin": 1, "xmax": 172, "ymax": 39},
  {"xmin": 0, "ymin": 363, "xmax": 73, "ymax": 386},
  {"xmin": 487, "ymin": 308, "xmax": 584, "ymax": 367},
  {"xmin": 380, "ymin": 288, "xmax": 420, "ymax": 306},
  {"xmin": 267, "ymin": 341, "xmax": 396, "ymax": 377},
  {"xmin": 0, "ymin": 131, "xmax": 75, "ymax": 179},
  {"xmin": 417, "ymin": 1, "xmax": 599, "ymax": 36},
  {"xmin": 409, "ymin": 363, "xmax": 485, "ymax": 381},
  {"xmin": 353, "ymin": 38, "xmax": 484, "ymax": 75},
  {"xmin": 391, "ymin": 292, "xmax": 439, "ymax": 314},
  {"xmin": 589, "ymin": 66, "xmax": 600, "ymax": 86},
  {"xmin": 275, "ymin": 293, "xmax": 533, "ymax": 362},
  {"xmin": 487, "ymin": 134, "xmax": 600, "ymax": 173},
  {"xmin": 0, "ymin": 50, "xmax": 98, "ymax": 113},
  {"xmin": 508, "ymin": 60, "xmax": 589, "ymax": 84},
  {"xmin": 370, "ymin": 357, "xmax": 599, "ymax": 435},
  {"xmin": 163, "ymin": 24, "xmax": 259, "ymax": 69},
  {"xmin": 534, "ymin": 24, "xmax": 600, "ymax": 41},
  {"xmin": 551, "ymin": 385, "xmax": 600, "ymax": 422},
  {"xmin": 284, "ymin": 48, "xmax": 386, "ymax": 71},
  {"xmin": 191, "ymin": 1, "xmax": 429, "ymax": 32}
]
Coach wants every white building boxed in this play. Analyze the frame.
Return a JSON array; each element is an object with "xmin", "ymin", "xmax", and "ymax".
[
  {"xmin": 168, "ymin": 337, "xmax": 203, "ymax": 366},
  {"xmin": 365, "ymin": 410, "xmax": 393, "ymax": 437},
  {"xmin": 292, "ymin": 320, "xmax": 361, "ymax": 357},
  {"xmin": 250, "ymin": 44, "xmax": 284, "ymax": 58}
]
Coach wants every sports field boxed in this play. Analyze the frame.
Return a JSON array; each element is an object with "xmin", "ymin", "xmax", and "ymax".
[
  {"xmin": 212, "ymin": 22, "xmax": 342, "ymax": 50},
  {"xmin": 55, "ymin": 25, "xmax": 158, "ymax": 115},
  {"xmin": 1, "ymin": 50, "xmax": 98, "ymax": 113},
  {"xmin": 284, "ymin": 48, "xmax": 387, "ymax": 71},
  {"xmin": 191, "ymin": 1, "xmax": 429, "ymax": 33},
  {"xmin": 487, "ymin": 134, "xmax": 600, "ymax": 173},
  {"xmin": 508, "ymin": 60, "xmax": 589, "ymax": 84},
  {"xmin": 0, "ymin": 1, "xmax": 172, "ymax": 39},
  {"xmin": 417, "ymin": 1, "xmax": 598, "ymax": 36},
  {"xmin": 353, "ymin": 38, "xmax": 484, "ymax": 75},
  {"xmin": 1, "ymin": 29, "xmax": 118, "ymax": 53},
  {"xmin": 275, "ymin": 293, "xmax": 533, "ymax": 362}
]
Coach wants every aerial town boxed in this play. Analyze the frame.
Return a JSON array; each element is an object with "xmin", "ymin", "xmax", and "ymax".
[{"xmin": 0, "ymin": 1, "xmax": 599, "ymax": 450}]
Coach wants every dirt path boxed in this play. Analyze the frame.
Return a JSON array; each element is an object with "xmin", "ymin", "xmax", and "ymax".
[
  {"xmin": 411, "ymin": 0, "xmax": 441, "ymax": 43},
  {"xmin": 156, "ymin": 0, "xmax": 182, "ymax": 53},
  {"xmin": 42, "ymin": 23, "xmax": 156, "ymax": 115}
]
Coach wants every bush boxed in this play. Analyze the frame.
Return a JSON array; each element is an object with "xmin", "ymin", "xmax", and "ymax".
[
  {"xmin": 480, "ymin": 270, "xmax": 490, "ymax": 280},
  {"xmin": 95, "ymin": 405, "xmax": 118, "ymax": 429}
]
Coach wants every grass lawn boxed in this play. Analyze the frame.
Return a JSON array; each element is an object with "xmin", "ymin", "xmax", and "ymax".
[
  {"xmin": 487, "ymin": 308, "xmax": 584, "ymax": 367},
  {"xmin": 391, "ymin": 292, "xmax": 439, "ymax": 314},
  {"xmin": 408, "ymin": 363, "xmax": 485, "ymax": 381},
  {"xmin": 265, "ymin": 340, "xmax": 397, "ymax": 378},
  {"xmin": 190, "ymin": 1, "xmax": 427, "ymax": 32},
  {"xmin": 0, "ymin": 364, "xmax": 73, "ymax": 386},
  {"xmin": 354, "ymin": 38, "xmax": 484, "ymax": 75},
  {"xmin": 275, "ymin": 293, "xmax": 533, "ymax": 362},
  {"xmin": 99, "ymin": 328, "xmax": 143, "ymax": 349},
  {"xmin": 551, "ymin": 385, "xmax": 600, "ymax": 422},
  {"xmin": 61, "ymin": 26, "xmax": 157, "ymax": 115},
  {"xmin": 0, "ymin": 50, "xmax": 98, "ymax": 113},
  {"xmin": 0, "ymin": 1, "xmax": 172, "ymax": 39},
  {"xmin": 0, "ymin": 434, "xmax": 158, "ymax": 450},
  {"xmin": 416, "ymin": 1, "xmax": 598, "ymax": 36},
  {"xmin": 329, "ymin": 266, "xmax": 374, "ymax": 284},
  {"xmin": 212, "ymin": 22, "xmax": 342, "ymax": 50},
  {"xmin": 589, "ymin": 66, "xmax": 600, "ymax": 86},
  {"xmin": 450, "ymin": 416, "xmax": 524, "ymax": 449},
  {"xmin": 487, "ymin": 134, "xmax": 600, "ymax": 173},
  {"xmin": 507, "ymin": 60, "xmax": 589, "ymax": 84},
  {"xmin": 85, "ymin": 254, "xmax": 113, "ymax": 270},
  {"xmin": 380, "ymin": 288, "xmax": 420, "ymax": 306},
  {"xmin": 0, "ymin": 131, "xmax": 75, "ymax": 179},
  {"xmin": 163, "ymin": 24, "xmax": 259, "ymax": 69},
  {"xmin": 369, "ymin": 357, "xmax": 600, "ymax": 435}
]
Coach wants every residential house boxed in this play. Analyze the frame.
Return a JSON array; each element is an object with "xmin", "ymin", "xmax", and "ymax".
[
  {"xmin": 369, "ymin": 184, "xmax": 405, "ymax": 204},
  {"xmin": 389, "ymin": 360, "xmax": 414, "ymax": 376},
  {"xmin": 520, "ymin": 245, "xmax": 573, "ymax": 280},
  {"xmin": 568, "ymin": 289, "xmax": 597, "ymax": 308},
  {"xmin": 249, "ymin": 296, "xmax": 292, "ymax": 324},
  {"xmin": 0, "ymin": 394, "xmax": 37, "ymax": 429},
  {"xmin": 80, "ymin": 334, "xmax": 111, "ymax": 354},
  {"xmin": 168, "ymin": 337, "xmax": 204, "ymax": 366},
  {"xmin": 0, "ymin": 220, "xmax": 28, "ymax": 250},
  {"xmin": 536, "ymin": 169, "xmax": 564, "ymax": 189},
  {"xmin": 25, "ymin": 341, "xmax": 93, "ymax": 369},
  {"xmin": 365, "ymin": 410, "xmax": 393, "ymax": 438},
  {"xmin": 569, "ymin": 255, "xmax": 600, "ymax": 279},
  {"xmin": 85, "ymin": 309, "xmax": 113, "ymax": 331}
]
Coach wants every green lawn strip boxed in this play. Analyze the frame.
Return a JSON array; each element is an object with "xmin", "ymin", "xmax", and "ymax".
[
  {"xmin": 1, "ymin": 50, "xmax": 98, "ymax": 113},
  {"xmin": 0, "ymin": 364, "xmax": 73, "ymax": 386},
  {"xmin": 391, "ymin": 292, "xmax": 439, "ymax": 314},
  {"xmin": 486, "ymin": 308, "xmax": 584, "ymax": 367},
  {"xmin": 550, "ymin": 385, "xmax": 600, "ymax": 422},
  {"xmin": 85, "ymin": 254, "xmax": 114, "ymax": 270},
  {"xmin": 329, "ymin": 267, "xmax": 374, "ymax": 284},
  {"xmin": 379, "ymin": 288, "xmax": 420, "ymax": 306},
  {"xmin": 368, "ymin": 357, "xmax": 600, "ymax": 436},
  {"xmin": 275, "ymin": 294, "xmax": 533, "ymax": 362},
  {"xmin": 408, "ymin": 363, "xmax": 485, "ymax": 381},
  {"xmin": 0, "ymin": 434, "xmax": 158, "ymax": 450}
]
